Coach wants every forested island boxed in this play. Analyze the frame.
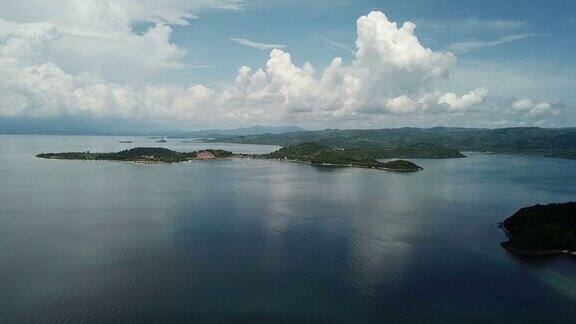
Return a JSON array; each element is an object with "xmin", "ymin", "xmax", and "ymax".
[
  {"xmin": 500, "ymin": 202, "xmax": 576, "ymax": 256},
  {"xmin": 36, "ymin": 147, "xmax": 234, "ymax": 163},
  {"xmin": 36, "ymin": 144, "xmax": 423, "ymax": 172},
  {"xmin": 264, "ymin": 142, "xmax": 423, "ymax": 172}
]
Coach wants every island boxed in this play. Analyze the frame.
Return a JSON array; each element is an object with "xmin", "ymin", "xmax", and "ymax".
[
  {"xmin": 36, "ymin": 147, "xmax": 234, "ymax": 164},
  {"xmin": 36, "ymin": 144, "xmax": 423, "ymax": 172},
  {"xmin": 264, "ymin": 142, "xmax": 423, "ymax": 172},
  {"xmin": 500, "ymin": 202, "xmax": 576, "ymax": 256}
]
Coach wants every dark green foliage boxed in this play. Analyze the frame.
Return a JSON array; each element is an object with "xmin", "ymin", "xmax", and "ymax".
[
  {"xmin": 36, "ymin": 147, "xmax": 234, "ymax": 163},
  {"xmin": 265, "ymin": 142, "xmax": 422, "ymax": 171},
  {"xmin": 381, "ymin": 143, "xmax": 465, "ymax": 158},
  {"xmin": 265, "ymin": 142, "xmax": 329, "ymax": 160},
  {"xmin": 211, "ymin": 127, "xmax": 576, "ymax": 159},
  {"xmin": 502, "ymin": 202, "xmax": 576, "ymax": 251},
  {"xmin": 345, "ymin": 143, "xmax": 465, "ymax": 159},
  {"xmin": 380, "ymin": 159, "xmax": 423, "ymax": 172}
]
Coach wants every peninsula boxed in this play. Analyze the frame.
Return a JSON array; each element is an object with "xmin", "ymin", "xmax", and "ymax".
[
  {"xmin": 500, "ymin": 202, "xmax": 576, "ymax": 256},
  {"xmin": 36, "ymin": 143, "xmax": 423, "ymax": 172}
]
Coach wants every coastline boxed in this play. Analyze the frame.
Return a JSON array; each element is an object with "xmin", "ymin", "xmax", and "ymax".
[
  {"xmin": 498, "ymin": 222, "xmax": 576, "ymax": 257},
  {"xmin": 262, "ymin": 157, "xmax": 423, "ymax": 172},
  {"xmin": 38, "ymin": 154, "xmax": 422, "ymax": 172},
  {"xmin": 38, "ymin": 156, "xmax": 236, "ymax": 164},
  {"xmin": 500, "ymin": 242, "xmax": 572, "ymax": 257}
]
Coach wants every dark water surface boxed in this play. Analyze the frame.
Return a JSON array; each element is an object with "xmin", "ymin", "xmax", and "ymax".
[{"xmin": 1, "ymin": 135, "xmax": 576, "ymax": 323}]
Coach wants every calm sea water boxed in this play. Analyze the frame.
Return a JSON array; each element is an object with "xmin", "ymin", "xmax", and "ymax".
[{"xmin": 1, "ymin": 135, "xmax": 576, "ymax": 323}]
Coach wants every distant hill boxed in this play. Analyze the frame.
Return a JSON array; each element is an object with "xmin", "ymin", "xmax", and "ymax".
[
  {"xmin": 210, "ymin": 127, "xmax": 576, "ymax": 160},
  {"xmin": 0, "ymin": 117, "xmax": 173, "ymax": 135},
  {"xmin": 175, "ymin": 125, "xmax": 305, "ymax": 138},
  {"xmin": 0, "ymin": 117, "xmax": 304, "ymax": 137},
  {"xmin": 344, "ymin": 143, "xmax": 465, "ymax": 159}
]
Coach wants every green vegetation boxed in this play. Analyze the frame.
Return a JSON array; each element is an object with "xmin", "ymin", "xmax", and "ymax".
[
  {"xmin": 501, "ymin": 202, "xmax": 576, "ymax": 253},
  {"xmin": 380, "ymin": 159, "xmax": 424, "ymax": 172},
  {"xmin": 209, "ymin": 127, "xmax": 576, "ymax": 159},
  {"xmin": 265, "ymin": 142, "xmax": 423, "ymax": 172},
  {"xmin": 37, "ymin": 144, "xmax": 423, "ymax": 171},
  {"xmin": 36, "ymin": 147, "xmax": 234, "ymax": 163},
  {"xmin": 345, "ymin": 143, "xmax": 465, "ymax": 159}
]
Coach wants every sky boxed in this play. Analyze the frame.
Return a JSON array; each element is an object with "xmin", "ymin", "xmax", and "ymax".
[{"xmin": 0, "ymin": 0, "xmax": 574, "ymax": 130}]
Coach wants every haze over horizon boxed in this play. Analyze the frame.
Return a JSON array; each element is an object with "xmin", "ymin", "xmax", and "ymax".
[{"xmin": 0, "ymin": 0, "xmax": 574, "ymax": 130}]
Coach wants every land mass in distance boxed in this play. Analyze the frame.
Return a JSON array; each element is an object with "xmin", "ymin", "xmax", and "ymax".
[
  {"xmin": 36, "ymin": 144, "xmax": 423, "ymax": 172},
  {"xmin": 207, "ymin": 127, "xmax": 576, "ymax": 160}
]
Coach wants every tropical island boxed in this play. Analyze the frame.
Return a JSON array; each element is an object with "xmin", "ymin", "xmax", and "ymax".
[
  {"xmin": 500, "ymin": 202, "xmax": 576, "ymax": 256},
  {"xmin": 36, "ymin": 147, "xmax": 234, "ymax": 164},
  {"xmin": 36, "ymin": 144, "xmax": 423, "ymax": 172},
  {"xmin": 264, "ymin": 142, "xmax": 423, "ymax": 171}
]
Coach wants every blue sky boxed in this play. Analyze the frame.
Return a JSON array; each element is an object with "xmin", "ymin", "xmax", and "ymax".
[{"xmin": 0, "ymin": 0, "xmax": 574, "ymax": 129}]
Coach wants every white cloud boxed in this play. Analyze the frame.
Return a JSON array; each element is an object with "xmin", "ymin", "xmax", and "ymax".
[
  {"xmin": 386, "ymin": 95, "xmax": 416, "ymax": 114},
  {"xmin": 0, "ymin": 0, "xmax": 247, "ymax": 118},
  {"xmin": 0, "ymin": 0, "xmax": 245, "ymax": 26},
  {"xmin": 438, "ymin": 87, "xmax": 489, "ymax": 110},
  {"xmin": 511, "ymin": 98, "xmax": 554, "ymax": 117},
  {"xmin": 448, "ymin": 34, "xmax": 545, "ymax": 54},
  {"xmin": 230, "ymin": 38, "xmax": 286, "ymax": 50},
  {"xmin": 4, "ymin": 7, "xmax": 545, "ymax": 127},
  {"xmin": 213, "ymin": 12, "xmax": 474, "ymax": 120},
  {"xmin": 424, "ymin": 18, "xmax": 528, "ymax": 32},
  {"xmin": 0, "ymin": 0, "xmax": 244, "ymax": 84},
  {"xmin": 512, "ymin": 98, "xmax": 536, "ymax": 111}
]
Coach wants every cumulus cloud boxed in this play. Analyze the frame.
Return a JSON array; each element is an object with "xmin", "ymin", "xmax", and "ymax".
[
  {"xmin": 438, "ymin": 87, "xmax": 489, "ymax": 110},
  {"xmin": 511, "ymin": 98, "xmax": 555, "ymax": 117},
  {"xmin": 212, "ymin": 11, "xmax": 478, "ymax": 120},
  {"xmin": 386, "ymin": 95, "xmax": 417, "ymax": 114},
  {"xmin": 0, "ymin": 8, "xmax": 493, "ymax": 124},
  {"xmin": 230, "ymin": 38, "xmax": 286, "ymax": 50},
  {"xmin": 0, "ymin": 0, "xmax": 245, "ymax": 118},
  {"xmin": 0, "ymin": 1, "xmax": 205, "ymax": 84}
]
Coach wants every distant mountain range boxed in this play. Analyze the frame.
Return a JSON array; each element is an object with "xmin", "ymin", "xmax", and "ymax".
[
  {"xmin": 3, "ymin": 118, "xmax": 576, "ymax": 160},
  {"xmin": 165, "ymin": 125, "xmax": 305, "ymax": 138},
  {"xmin": 0, "ymin": 118, "xmax": 304, "ymax": 137}
]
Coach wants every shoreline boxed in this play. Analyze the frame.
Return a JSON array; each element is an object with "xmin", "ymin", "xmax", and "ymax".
[
  {"xmin": 498, "ymin": 222, "xmax": 576, "ymax": 257},
  {"xmin": 37, "ymin": 155, "xmax": 422, "ymax": 172},
  {"xmin": 259, "ymin": 157, "xmax": 423, "ymax": 172},
  {"xmin": 36, "ymin": 156, "xmax": 238, "ymax": 164},
  {"xmin": 500, "ymin": 242, "xmax": 574, "ymax": 257}
]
